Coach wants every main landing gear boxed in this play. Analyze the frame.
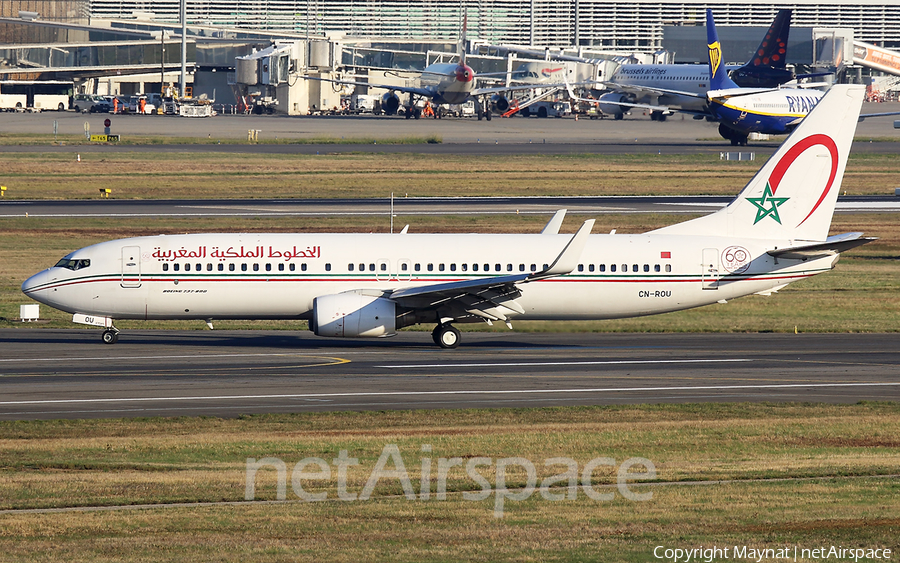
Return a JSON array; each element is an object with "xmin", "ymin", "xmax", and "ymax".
[
  {"xmin": 432, "ymin": 323, "xmax": 460, "ymax": 349},
  {"xmin": 101, "ymin": 328, "xmax": 119, "ymax": 344}
]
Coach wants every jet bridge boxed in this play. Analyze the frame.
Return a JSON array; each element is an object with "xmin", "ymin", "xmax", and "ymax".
[{"xmin": 232, "ymin": 40, "xmax": 342, "ymax": 115}]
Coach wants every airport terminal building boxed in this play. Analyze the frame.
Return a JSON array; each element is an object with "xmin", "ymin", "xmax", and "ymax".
[
  {"xmin": 3, "ymin": 1, "xmax": 900, "ymax": 50},
  {"xmin": 85, "ymin": 1, "xmax": 900, "ymax": 49}
]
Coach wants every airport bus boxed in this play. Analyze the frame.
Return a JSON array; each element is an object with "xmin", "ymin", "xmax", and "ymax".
[{"xmin": 0, "ymin": 80, "xmax": 73, "ymax": 111}]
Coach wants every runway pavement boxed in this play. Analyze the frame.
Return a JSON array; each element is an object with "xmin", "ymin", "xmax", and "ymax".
[
  {"xmin": 3, "ymin": 195, "xmax": 899, "ymax": 219},
  {"xmin": 1, "ymin": 105, "xmax": 900, "ymax": 153},
  {"xmin": 1, "ymin": 330, "xmax": 897, "ymax": 420}
]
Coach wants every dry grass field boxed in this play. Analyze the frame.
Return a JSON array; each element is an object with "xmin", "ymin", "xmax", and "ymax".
[
  {"xmin": 1, "ymin": 404, "xmax": 898, "ymax": 562},
  {"xmin": 0, "ymin": 151, "xmax": 897, "ymax": 199}
]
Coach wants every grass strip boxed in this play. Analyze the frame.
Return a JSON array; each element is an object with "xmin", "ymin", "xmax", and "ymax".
[{"xmin": 0, "ymin": 403, "xmax": 898, "ymax": 561}]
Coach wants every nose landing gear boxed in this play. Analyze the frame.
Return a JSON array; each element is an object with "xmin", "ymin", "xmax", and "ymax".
[{"xmin": 101, "ymin": 328, "xmax": 119, "ymax": 344}]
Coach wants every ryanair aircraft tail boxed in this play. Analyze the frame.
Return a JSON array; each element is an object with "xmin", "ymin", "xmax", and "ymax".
[
  {"xmin": 652, "ymin": 84, "xmax": 865, "ymax": 242},
  {"xmin": 706, "ymin": 9, "xmax": 740, "ymax": 91}
]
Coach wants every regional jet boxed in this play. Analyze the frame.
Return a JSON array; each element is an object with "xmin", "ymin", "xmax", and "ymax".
[{"xmin": 22, "ymin": 85, "xmax": 874, "ymax": 348}]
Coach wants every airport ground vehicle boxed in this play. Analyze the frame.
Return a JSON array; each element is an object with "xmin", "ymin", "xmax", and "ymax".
[{"xmin": 0, "ymin": 80, "xmax": 73, "ymax": 111}]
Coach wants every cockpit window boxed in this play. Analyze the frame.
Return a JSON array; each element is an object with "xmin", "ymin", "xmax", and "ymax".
[{"xmin": 54, "ymin": 258, "xmax": 91, "ymax": 271}]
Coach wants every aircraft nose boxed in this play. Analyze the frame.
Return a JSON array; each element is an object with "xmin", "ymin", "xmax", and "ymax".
[{"xmin": 21, "ymin": 270, "xmax": 51, "ymax": 303}]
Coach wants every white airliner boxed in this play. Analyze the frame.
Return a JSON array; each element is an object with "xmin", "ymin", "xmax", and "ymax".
[
  {"xmin": 307, "ymin": 16, "xmax": 580, "ymax": 120},
  {"xmin": 22, "ymin": 85, "xmax": 873, "ymax": 348},
  {"xmin": 595, "ymin": 9, "xmax": 795, "ymax": 121}
]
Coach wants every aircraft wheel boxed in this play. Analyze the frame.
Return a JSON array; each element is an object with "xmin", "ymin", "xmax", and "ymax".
[
  {"xmin": 730, "ymin": 138, "xmax": 739, "ymax": 146},
  {"xmin": 101, "ymin": 329, "xmax": 119, "ymax": 344},
  {"xmin": 614, "ymin": 113, "xmax": 624, "ymax": 121},
  {"xmin": 435, "ymin": 324, "xmax": 460, "ymax": 349},
  {"xmin": 486, "ymin": 111, "xmax": 492, "ymax": 121}
]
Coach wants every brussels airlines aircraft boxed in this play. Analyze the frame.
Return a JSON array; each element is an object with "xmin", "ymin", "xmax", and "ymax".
[
  {"xmin": 22, "ymin": 85, "xmax": 873, "ymax": 348},
  {"xmin": 596, "ymin": 9, "xmax": 796, "ymax": 121}
]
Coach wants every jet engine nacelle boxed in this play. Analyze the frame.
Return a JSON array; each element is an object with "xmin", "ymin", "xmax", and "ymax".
[
  {"xmin": 312, "ymin": 293, "xmax": 396, "ymax": 338},
  {"xmin": 491, "ymin": 94, "xmax": 510, "ymax": 114},
  {"xmin": 381, "ymin": 92, "xmax": 401, "ymax": 115},
  {"xmin": 597, "ymin": 93, "xmax": 630, "ymax": 119}
]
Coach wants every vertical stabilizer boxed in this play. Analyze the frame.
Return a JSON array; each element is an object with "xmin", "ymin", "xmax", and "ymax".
[
  {"xmin": 459, "ymin": 10, "xmax": 468, "ymax": 66},
  {"xmin": 706, "ymin": 9, "xmax": 739, "ymax": 91},
  {"xmin": 751, "ymin": 9, "xmax": 791, "ymax": 70},
  {"xmin": 650, "ymin": 85, "xmax": 865, "ymax": 242}
]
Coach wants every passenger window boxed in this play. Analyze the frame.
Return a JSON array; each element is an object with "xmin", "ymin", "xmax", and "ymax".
[
  {"xmin": 578, "ymin": 264, "xmax": 584, "ymax": 272},
  {"xmin": 461, "ymin": 264, "xmax": 467, "ymax": 272},
  {"xmin": 427, "ymin": 264, "xmax": 434, "ymax": 272},
  {"xmin": 654, "ymin": 264, "xmax": 660, "ymax": 272},
  {"xmin": 507, "ymin": 264, "xmax": 513, "ymax": 272},
  {"xmin": 253, "ymin": 264, "xmax": 259, "ymax": 272},
  {"xmin": 265, "ymin": 263, "xmax": 272, "ymax": 272},
  {"xmin": 229, "ymin": 263, "xmax": 235, "ymax": 272},
  {"xmin": 599, "ymin": 264, "xmax": 605, "ymax": 272},
  {"xmin": 207, "ymin": 263, "xmax": 213, "ymax": 271},
  {"xmin": 348, "ymin": 263, "xmax": 354, "ymax": 271},
  {"xmin": 195, "ymin": 263, "xmax": 201, "ymax": 271},
  {"xmin": 241, "ymin": 264, "xmax": 247, "ymax": 272},
  {"xmin": 622, "ymin": 264, "xmax": 627, "ymax": 272},
  {"xmin": 218, "ymin": 264, "xmax": 224, "ymax": 271},
  {"xmin": 379, "ymin": 263, "xmax": 386, "ymax": 271},
  {"xmin": 414, "ymin": 263, "xmax": 421, "ymax": 271},
  {"xmin": 495, "ymin": 264, "xmax": 501, "ymax": 272},
  {"xmin": 185, "ymin": 263, "xmax": 191, "ymax": 272},
  {"xmin": 162, "ymin": 263, "xmax": 169, "ymax": 272},
  {"xmin": 174, "ymin": 263, "xmax": 180, "ymax": 272},
  {"xmin": 665, "ymin": 264, "xmax": 672, "ymax": 273},
  {"xmin": 610, "ymin": 264, "xmax": 617, "ymax": 272},
  {"xmin": 473, "ymin": 264, "xmax": 479, "ymax": 272},
  {"xmin": 519, "ymin": 264, "xmax": 525, "ymax": 272},
  {"xmin": 644, "ymin": 264, "xmax": 650, "ymax": 272},
  {"xmin": 632, "ymin": 264, "xmax": 639, "ymax": 272},
  {"xmin": 589, "ymin": 264, "xmax": 595, "ymax": 272},
  {"xmin": 301, "ymin": 263, "xmax": 307, "ymax": 271},
  {"xmin": 530, "ymin": 264, "xmax": 537, "ymax": 272},
  {"xmin": 401, "ymin": 263, "xmax": 408, "ymax": 271},
  {"xmin": 289, "ymin": 263, "xmax": 295, "ymax": 271},
  {"xmin": 278, "ymin": 263, "xmax": 284, "ymax": 271},
  {"xmin": 450, "ymin": 264, "xmax": 456, "ymax": 272},
  {"xmin": 484, "ymin": 264, "xmax": 490, "ymax": 272},
  {"xmin": 439, "ymin": 264, "xmax": 445, "ymax": 272},
  {"xmin": 326, "ymin": 263, "xmax": 332, "ymax": 272},
  {"xmin": 369, "ymin": 264, "xmax": 376, "ymax": 272}
]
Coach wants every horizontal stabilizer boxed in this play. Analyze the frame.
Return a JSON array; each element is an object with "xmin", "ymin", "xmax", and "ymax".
[{"xmin": 767, "ymin": 232, "xmax": 877, "ymax": 259}]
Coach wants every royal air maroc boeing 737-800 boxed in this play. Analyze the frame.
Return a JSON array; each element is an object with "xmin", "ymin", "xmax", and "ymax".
[{"xmin": 22, "ymin": 85, "xmax": 873, "ymax": 348}]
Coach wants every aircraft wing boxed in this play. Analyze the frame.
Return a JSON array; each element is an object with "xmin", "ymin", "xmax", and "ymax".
[
  {"xmin": 302, "ymin": 75, "xmax": 434, "ymax": 98},
  {"xmin": 767, "ymin": 232, "xmax": 877, "ymax": 260},
  {"xmin": 389, "ymin": 219, "xmax": 594, "ymax": 321},
  {"xmin": 471, "ymin": 80, "xmax": 591, "ymax": 96},
  {"xmin": 858, "ymin": 111, "xmax": 900, "ymax": 121}
]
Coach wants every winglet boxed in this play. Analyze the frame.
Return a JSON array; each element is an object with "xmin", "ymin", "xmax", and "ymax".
[
  {"xmin": 541, "ymin": 209, "xmax": 567, "ymax": 235},
  {"xmin": 536, "ymin": 219, "xmax": 594, "ymax": 276}
]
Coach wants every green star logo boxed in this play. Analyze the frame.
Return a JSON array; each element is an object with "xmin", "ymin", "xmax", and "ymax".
[{"xmin": 746, "ymin": 183, "xmax": 789, "ymax": 225}]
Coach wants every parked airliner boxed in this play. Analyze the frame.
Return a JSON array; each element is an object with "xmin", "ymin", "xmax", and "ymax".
[
  {"xmin": 306, "ymin": 15, "xmax": 566, "ymax": 120},
  {"xmin": 22, "ymin": 85, "xmax": 873, "ymax": 348},
  {"xmin": 596, "ymin": 9, "xmax": 797, "ymax": 121}
]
